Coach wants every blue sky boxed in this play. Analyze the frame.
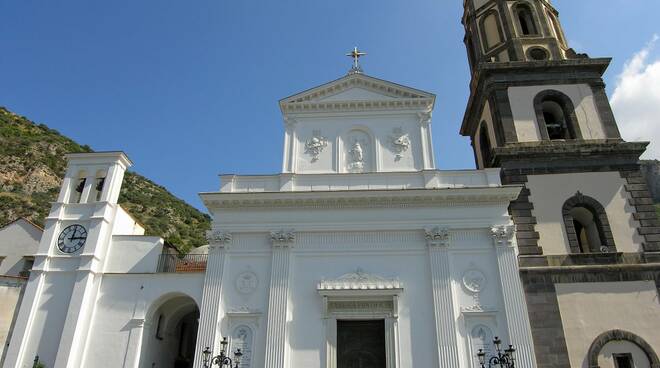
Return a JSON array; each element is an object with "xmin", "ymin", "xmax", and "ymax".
[{"xmin": 1, "ymin": 0, "xmax": 659, "ymax": 210}]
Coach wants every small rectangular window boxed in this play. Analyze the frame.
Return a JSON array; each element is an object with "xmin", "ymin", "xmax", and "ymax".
[
  {"xmin": 613, "ymin": 353, "xmax": 633, "ymax": 368},
  {"xmin": 20, "ymin": 257, "xmax": 34, "ymax": 278}
]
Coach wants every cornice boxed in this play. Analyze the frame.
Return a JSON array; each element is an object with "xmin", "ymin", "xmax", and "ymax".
[
  {"xmin": 281, "ymin": 98, "xmax": 435, "ymax": 114},
  {"xmin": 201, "ymin": 187, "xmax": 522, "ymax": 210}
]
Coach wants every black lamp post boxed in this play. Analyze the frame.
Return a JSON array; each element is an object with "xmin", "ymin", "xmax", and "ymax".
[
  {"xmin": 202, "ymin": 337, "xmax": 243, "ymax": 368},
  {"xmin": 477, "ymin": 336, "xmax": 516, "ymax": 368}
]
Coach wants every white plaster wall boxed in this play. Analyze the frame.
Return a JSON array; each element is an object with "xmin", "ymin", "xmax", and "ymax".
[
  {"xmin": 0, "ymin": 220, "xmax": 42, "ymax": 276},
  {"xmin": 114, "ymin": 206, "xmax": 146, "ymax": 236},
  {"xmin": 508, "ymin": 84, "xmax": 605, "ymax": 142},
  {"xmin": 526, "ymin": 172, "xmax": 643, "ymax": 254},
  {"xmin": 0, "ymin": 280, "xmax": 24, "ymax": 365},
  {"xmin": 105, "ymin": 236, "xmax": 163, "ymax": 273},
  {"xmin": 292, "ymin": 113, "xmax": 424, "ymax": 174},
  {"xmin": 21, "ymin": 272, "xmax": 77, "ymax": 367},
  {"xmin": 211, "ymin": 198, "xmax": 516, "ymax": 368},
  {"xmin": 81, "ymin": 273, "xmax": 204, "ymax": 368},
  {"xmin": 555, "ymin": 281, "xmax": 660, "ymax": 368}
]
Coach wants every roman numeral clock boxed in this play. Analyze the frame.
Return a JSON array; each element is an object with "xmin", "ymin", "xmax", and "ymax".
[{"xmin": 57, "ymin": 224, "xmax": 88, "ymax": 254}]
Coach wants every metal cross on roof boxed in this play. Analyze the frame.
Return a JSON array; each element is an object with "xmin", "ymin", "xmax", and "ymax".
[{"xmin": 346, "ymin": 46, "xmax": 366, "ymax": 74}]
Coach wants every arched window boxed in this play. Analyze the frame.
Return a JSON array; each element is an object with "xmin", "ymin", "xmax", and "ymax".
[
  {"xmin": 562, "ymin": 192, "xmax": 616, "ymax": 253},
  {"xmin": 514, "ymin": 4, "xmax": 538, "ymax": 36},
  {"xmin": 480, "ymin": 11, "xmax": 503, "ymax": 51},
  {"xmin": 479, "ymin": 123, "xmax": 493, "ymax": 168},
  {"xmin": 534, "ymin": 90, "xmax": 582, "ymax": 141},
  {"xmin": 588, "ymin": 330, "xmax": 660, "ymax": 368}
]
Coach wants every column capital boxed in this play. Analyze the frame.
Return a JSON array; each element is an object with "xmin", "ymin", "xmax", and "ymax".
[
  {"xmin": 490, "ymin": 225, "xmax": 514, "ymax": 247},
  {"xmin": 284, "ymin": 116, "xmax": 298, "ymax": 130},
  {"xmin": 417, "ymin": 111, "xmax": 432, "ymax": 126},
  {"xmin": 270, "ymin": 229, "xmax": 296, "ymax": 247},
  {"xmin": 425, "ymin": 226, "xmax": 451, "ymax": 248},
  {"xmin": 206, "ymin": 230, "xmax": 233, "ymax": 248}
]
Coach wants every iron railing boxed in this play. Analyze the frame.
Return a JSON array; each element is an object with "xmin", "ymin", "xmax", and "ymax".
[{"xmin": 157, "ymin": 254, "xmax": 208, "ymax": 273}]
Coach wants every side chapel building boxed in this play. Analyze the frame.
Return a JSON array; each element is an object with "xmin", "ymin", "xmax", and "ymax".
[{"xmin": 3, "ymin": 1, "xmax": 660, "ymax": 367}]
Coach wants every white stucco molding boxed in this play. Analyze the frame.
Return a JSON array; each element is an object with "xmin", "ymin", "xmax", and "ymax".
[
  {"xmin": 318, "ymin": 269, "xmax": 402, "ymax": 368},
  {"xmin": 269, "ymin": 230, "xmax": 296, "ymax": 247},
  {"xmin": 317, "ymin": 268, "xmax": 403, "ymax": 293},
  {"xmin": 202, "ymin": 186, "xmax": 522, "ymax": 210},
  {"xmin": 424, "ymin": 226, "xmax": 451, "ymax": 248},
  {"xmin": 206, "ymin": 230, "xmax": 232, "ymax": 248},
  {"xmin": 490, "ymin": 225, "xmax": 514, "ymax": 247}
]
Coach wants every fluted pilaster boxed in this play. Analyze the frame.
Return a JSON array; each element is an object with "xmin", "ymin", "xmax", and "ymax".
[
  {"xmin": 425, "ymin": 227, "xmax": 461, "ymax": 368},
  {"xmin": 264, "ymin": 230, "xmax": 295, "ymax": 368},
  {"xmin": 193, "ymin": 231, "xmax": 231, "ymax": 368},
  {"xmin": 492, "ymin": 226, "xmax": 537, "ymax": 368}
]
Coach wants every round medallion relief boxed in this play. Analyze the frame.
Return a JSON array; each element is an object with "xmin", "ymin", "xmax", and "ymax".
[
  {"xmin": 462, "ymin": 269, "xmax": 487, "ymax": 294},
  {"xmin": 236, "ymin": 271, "xmax": 259, "ymax": 294}
]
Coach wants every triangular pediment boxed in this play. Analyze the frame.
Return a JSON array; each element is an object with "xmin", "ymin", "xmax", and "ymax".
[{"xmin": 280, "ymin": 73, "xmax": 435, "ymax": 107}]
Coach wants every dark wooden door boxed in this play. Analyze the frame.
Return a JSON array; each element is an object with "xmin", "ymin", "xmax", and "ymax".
[{"xmin": 337, "ymin": 320, "xmax": 386, "ymax": 368}]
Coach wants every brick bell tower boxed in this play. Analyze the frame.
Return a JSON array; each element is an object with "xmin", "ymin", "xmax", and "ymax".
[{"xmin": 460, "ymin": 1, "xmax": 660, "ymax": 367}]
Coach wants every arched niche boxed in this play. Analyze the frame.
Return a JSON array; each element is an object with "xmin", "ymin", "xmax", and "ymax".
[
  {"xmin": 342, "ymin": 127, "xmax": 376, "ymax": 173},
  {"xmin": 139, "ymin": 293, "xmax": 200, "ymax": 368},
  {"xmin": 587, "ymin": 330, "xmax": 660, "ymax": 368}
]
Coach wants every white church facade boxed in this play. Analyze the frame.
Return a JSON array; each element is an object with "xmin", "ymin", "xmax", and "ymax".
[{"xmin": 4, "ymin": 1, "xmax": 660, "ymax": 368}]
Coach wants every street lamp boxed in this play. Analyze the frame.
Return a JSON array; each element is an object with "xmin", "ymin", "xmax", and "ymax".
[
  {"xmin": 477, "ymin": 336, "xmax": 516, "ymax": 368},
  {"xmin": 202, "ymin": 337, "xmax": 243, "ymax": 368}
]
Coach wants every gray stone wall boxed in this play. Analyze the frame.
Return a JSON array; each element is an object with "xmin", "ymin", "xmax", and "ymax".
[{"xmin": 640, "ymin": 160, "xmax": 660, "ymax": 203}]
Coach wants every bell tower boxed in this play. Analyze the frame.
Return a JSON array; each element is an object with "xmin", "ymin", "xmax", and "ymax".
[
  {"xmin": 460, "ymin": 2, "xmax": 660, "ymax": 368},
  {"xmin": 462, "ymin": 0, "xmax": 573, "ymax": 70}
]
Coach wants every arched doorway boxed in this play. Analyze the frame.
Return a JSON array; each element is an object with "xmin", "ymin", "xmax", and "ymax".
[{"xmin": 140, "ymin": 294, "xmax": 200, "ymax": 368}]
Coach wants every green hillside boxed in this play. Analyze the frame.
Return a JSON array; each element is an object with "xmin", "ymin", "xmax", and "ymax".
[{"xmin": 0, "ymin": 107, "xmax": 210, "ymax": 253}]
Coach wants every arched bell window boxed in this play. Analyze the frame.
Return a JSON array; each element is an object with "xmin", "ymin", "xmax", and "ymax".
[
  {"xmin": 514, "ymin": 3, "xmax": 538, "ymax": 36},
  {"xmin": 534, "ymin": 90, "xmax": 582, "ymax": 141},
  {"xmin": 479, "ymin": 123, "xmax": 493, "ymax": 168},
  {"xmin": 562, "ymin": 192, "xmax": 616, "ymax": 253}
]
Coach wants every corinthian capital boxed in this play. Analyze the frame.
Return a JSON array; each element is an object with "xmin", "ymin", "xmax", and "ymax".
[
  {"xmin": 270, "ymin": 229, "xmax": 296, "ymax": 247},
  {"xmin": 425, "ymin": 226, "xmax": 451, "ymax": 248},
  {"xmin": 490, "ymin": 225, "xmax": 514, "ymax": 247},
  {"xmin": 206, "ymin": 230, "xmax": 232, "ymax": 248}
]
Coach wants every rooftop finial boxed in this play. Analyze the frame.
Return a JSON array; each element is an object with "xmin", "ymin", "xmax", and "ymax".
[{"xmin": 346, "ymin": 46, "xmax": 367, "ymax": 74}]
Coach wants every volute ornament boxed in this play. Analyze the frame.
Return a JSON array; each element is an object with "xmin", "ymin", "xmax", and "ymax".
[
  {"xmin": 305, "ymin": 131, "xmax": 328, "ymax": 162},
  {"xmin": 206, "ymin": 230, "xmax": 232, "ymax": 247},
  {"xmin": 425, "ymin": 226, "xmax": 451, "ymax": 247},
  {"xmin": 389, "ymin": 127, "xmax": 411, "ymax": 160},
  {"xmin": 490, "ymin": 225, "xmax": 514, "ymax": 247}
]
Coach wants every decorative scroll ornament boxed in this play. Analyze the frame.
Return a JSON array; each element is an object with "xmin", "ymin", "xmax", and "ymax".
[
  {"xmin": 270, "ymin": 230, "xmax": 296, "ymax": 246},
  {"xmin": 348, "ymin": 140, "xmax": 366, "ymax": 173},
  {"xmin": 318, "ymin": 268, "xmax": 402, "ymax": 291},
  {"xmin": 389, "ymin": 127, "xmax": 411, "ymax": 160},
  {"xmin": 305, "ymin": 131, "xmax": 328, "ymax": 162},
  {"xmin": 462, "ymin": 267, "xmax": 488, "ymax": 310},
  {"xmin": 236, "ymin": 271, "xmax": 259, "ymax": 295},
  {"xmin": 490, "ymin": 225, "xmax": 514, "ymax": 247},
  {"xmin": 206, "ymin": 230, "xmax": 232, "ymax": 247},
  {"xmin": 424, "ymin": 226, "xmax": 450, "ymax": 247},
  {"xmin": 417, "ymin": 111, "xmax": 432, "ymax": 126}
]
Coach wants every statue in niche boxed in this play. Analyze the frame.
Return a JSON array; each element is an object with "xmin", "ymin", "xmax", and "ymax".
[{"xmin": 348, "ymin": 140, "xmax": 365, "ymax": 172}]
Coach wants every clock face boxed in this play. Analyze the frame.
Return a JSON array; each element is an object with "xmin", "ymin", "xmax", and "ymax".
[{"xmin": 57, "ymin": 224, "xmax": 88, "ymax": 254}]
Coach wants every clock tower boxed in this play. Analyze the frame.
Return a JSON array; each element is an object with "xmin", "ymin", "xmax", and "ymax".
[{"xmin": 4, "ymin": 152, "xmax": 143, "ymax": 368}]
